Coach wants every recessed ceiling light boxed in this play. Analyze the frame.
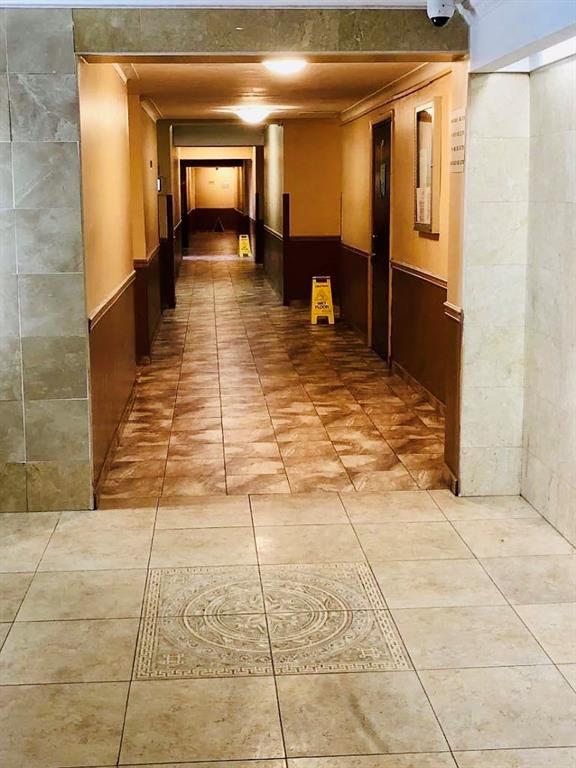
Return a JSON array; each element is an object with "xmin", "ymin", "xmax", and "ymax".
[
  {"xmin": 263, "ymin": 58, "xmax": 307, "ymax": 76},
  {"xmin": 233, "ymin": 106, "xmax": 273, "ymax": 124}
]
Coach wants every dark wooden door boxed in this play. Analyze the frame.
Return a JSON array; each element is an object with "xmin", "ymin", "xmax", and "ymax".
[{"xmin": 371, "ymin": 118, "xmax": 392, "ymax": 360}]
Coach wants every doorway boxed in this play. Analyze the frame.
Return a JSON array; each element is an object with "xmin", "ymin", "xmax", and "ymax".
[{"xmin": 370, "ymin": 117, "xmax": 392, "ymax": 361}]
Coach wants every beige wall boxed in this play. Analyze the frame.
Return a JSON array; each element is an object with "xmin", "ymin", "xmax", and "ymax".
[
  {"xmin": 264, "ymin": 123, "xmax": 284, "ymax": 234},
  {"xmin": 78, "ymin": 62, "xmax": 132, "ymax": 316},
  {"xmin": 341, "ymin": 63, "xmax": 463, "ymax": 279},
  {"xmin": 140, "ymin": 107, "xmax": 159, "ymax": 258},
  {"xmin": 284, "ymin": 118, "xmax": 342, "ymax": 237},
  {"xmin": 522, "ymin": 55, "xmax": 576, "ymax": 544},
  {"xmin": 194, "ymin": 166, "xmax": 239, "ymax": 209}
]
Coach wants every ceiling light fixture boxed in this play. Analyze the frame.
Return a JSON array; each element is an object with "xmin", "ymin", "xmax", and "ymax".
[
  {"xmin": 263, "ymin": 58, "xmax": 307, "ymax": 76},
  {"xmin": 233, "ymin": 106, "xmax": 273, "ymax": 124}
]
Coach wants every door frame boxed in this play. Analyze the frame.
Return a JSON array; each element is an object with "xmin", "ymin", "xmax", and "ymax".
[{"xmin": 368, "ymin": 109, "xmax": 395, "ymax": 356}]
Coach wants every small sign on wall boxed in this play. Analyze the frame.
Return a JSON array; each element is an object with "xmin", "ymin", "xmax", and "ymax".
[{"xmin": 450, "ymin": 108, "xmax": 466, "ymax": 173}]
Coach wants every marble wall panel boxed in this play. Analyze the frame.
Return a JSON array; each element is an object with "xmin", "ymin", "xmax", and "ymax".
[
  {"xmin": 459, "ymin": 74, "xmax": 530, "ymax": 496},
  {"xmin": 72, "ymin": 8, "xmax": 468, "ymax": 55},
  {"xmin": 6, "ymin": 9, "xmax": 75, "ymax": 74},
  {"xmin": 522, "ymin": 55, "xmax": 576, "ymax": 544},
  {"xmin": 9, "ymin": 75, "xmax": 79, "ymax": 142},
  {"xmin": 2, "ymin": 9, "xmax": 92, "ymax": 511}
]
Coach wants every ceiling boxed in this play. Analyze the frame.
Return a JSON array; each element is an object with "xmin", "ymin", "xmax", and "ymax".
[{"xmin": 124, "ymin": 61, "xmax": 423, "ymax": 120}]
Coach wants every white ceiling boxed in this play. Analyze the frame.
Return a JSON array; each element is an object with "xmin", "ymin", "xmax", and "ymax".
[{"xmin": 126, "ymin": 61, "xmax": 422, "ymax": 119}]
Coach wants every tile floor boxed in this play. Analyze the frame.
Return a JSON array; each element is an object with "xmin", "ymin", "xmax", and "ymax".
[
  {"xmin": 0, "ymin": 491, "xmax": 575, "ymax": 767},
  {"xmin": 98, "ymin": 253, "xmax": 448, "ymax": 506},
  {"xmin": 1, "ymin": 252, "xmax": 575, "ymax": 766}
]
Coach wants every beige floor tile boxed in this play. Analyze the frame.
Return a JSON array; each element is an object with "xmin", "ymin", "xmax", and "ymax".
[
  {"xmin": 430, "ymin": 491, "xmax": 540, "ymax": 520},
  {"xmin": 288, "ymin": 757, "xmax": 457, "ymax": 767},
  {"xmin": 151, "ymin": 527, "xmax": 257, "ymax": 567},
  {"xmin": 558, "ymin": 664, "xmax": 576, "ymax": 691},
  {"xmin": 120, "ymin": 677, "xmax": 284, "ymax": 763},
  {"xmin": 371, "ymin": 560, "xmax": 507, "ymax": 609},
  {"xmin": 0, "ymin": 573, "xmax": 33, "ymax": 622},
  {"xmin": 168, "ymin": 440, "xmax": 224, "ymax": 459},
  {"xmin": 480, "ymin": 555, "xmax": 576, "ymax": 604},
  {"xmin": 453, "ymin": 519, "xmax": 574, "ymax": 558},
  {"xmin": 0, "ymin": 624, "xmax": 9, "ymax": 649},
  {"xmin": 393, "ymin": 606, "xmax": 550, "ymax": 669},
  {"xmin": 17, "ymin": 570, "xmax": 146, "ymax": 620},
  {"xmin": 39, "ymin": 527, "xmax": 153, "ymax": 571},
  {"xmin": 341, "ymin": 491, "xmax": 445, "ymax": 523},
  {"xmin": 355, "ymin": 522, "xmax": 472, "ymax": 561},
  {"xmin": 227, "ymin": 474, "xmax": 291, "ymax": 494},
  {"xmin": 0, "ymin": 682, "xmax": 128, "ymax": 768},
  {"xmin": 156, "ymin": 495, "xmax": 251, "ymax": 528},
  {"xmin": 56, "ymin": 507, "xmax": 156, "ymax": 532},
  {"xmin": 277, "ymin": 671, "xmax": 447, "ymax": 756},
  {"xmin": 453, "ymin": 747, "xmax": 576, "ymax": 767},
  {"xmin": 0, "ymin": 619, "xmax": 139, "ymax": 684},
  {"xmin": 256, "ymin": 524, "xmax": 365, "ymax": 564},
  {"xmin": 420, "ymin": 665, "xmax": 576, "ymax": 751},
  {"xmin": 0, "ymin": 513, "xmax": 59, "ymax": 573},
  {"xmin": 123, "ymin": 763, "xmax": 286, "ymax": 768},
  {"xmin": 514, "ymin": 603, "xmax": 576, "ymax": 663},
  {"xmin": 251, "ymin": 493, "xmax": 348, "ymax": 526}
]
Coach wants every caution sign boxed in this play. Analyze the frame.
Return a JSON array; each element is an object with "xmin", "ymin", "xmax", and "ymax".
[
  {"xmin": 238, "ymin": 234, "xmax": 252, "ymax": 259},
  {"xmin": 311, "ymin": 276, "xmax": 335, "ymax": 325}
]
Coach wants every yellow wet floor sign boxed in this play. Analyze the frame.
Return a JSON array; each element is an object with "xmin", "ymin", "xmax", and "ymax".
[
  {"xmin": 311, "ymin": 276, "xmax": 335, "ymax": 325},
  {"xmin": 238, "ymin": 234, "xmax": 252, "ymax": 258}
]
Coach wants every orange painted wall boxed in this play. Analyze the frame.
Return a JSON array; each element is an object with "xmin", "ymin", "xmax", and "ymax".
[
  {"xmin": 283, "ymin": 118, "xmax": 342, "ymax": 237},
  {"xmin": 78, "ymin": 62, "xmax": 132, "ymax": 316}
]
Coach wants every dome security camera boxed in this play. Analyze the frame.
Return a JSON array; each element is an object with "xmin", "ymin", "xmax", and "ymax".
[{"xmin": 427, "ymin": 0, "xmax": 456, "ymax": 27}]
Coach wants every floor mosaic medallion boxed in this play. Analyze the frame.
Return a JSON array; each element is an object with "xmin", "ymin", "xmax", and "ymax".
[{"xmin": 135, "ymin": 563, "xmax": 411, "ymax": 678}]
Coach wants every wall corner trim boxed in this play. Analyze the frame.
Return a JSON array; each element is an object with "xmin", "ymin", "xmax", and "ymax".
[
  {"xmin": 444, "ymin": 300, "xmax": 463, "ymax": 321},
  {"xmin": 89, "ymin": 271, "xmax": 136, "ymax": 331},
  {"xmin": 391, "ymin": 259, "xmax": 447, "ymax": 289},
  {"xmin": 134, "ymin": 244, "xmax": 160, "ymax": 269}
]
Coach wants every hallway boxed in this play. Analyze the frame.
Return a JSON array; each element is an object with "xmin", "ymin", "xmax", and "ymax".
[{"xmin": 98, "ymin": 257, "xmax": 448, "ymax": 506}]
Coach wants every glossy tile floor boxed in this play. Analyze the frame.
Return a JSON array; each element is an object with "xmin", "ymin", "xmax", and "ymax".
[
  {"xmin": 0, "ymin": 492, "xmax": 575, "ymax": 767},
  {"xmin": 2, "ymin": 254, "xmax": 574, "ymax": 766},
  {"xmin": 98, "ymin": 254, "xmax": 449, "ymax": 506}
]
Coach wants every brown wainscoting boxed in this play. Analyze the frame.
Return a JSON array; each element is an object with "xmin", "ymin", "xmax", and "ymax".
[
  {"xmin": 134, "ymin": 246, "xmax": 162, "ymax": 363},
  {"xmin": 390, "ymin": 261, "xmax": 448, "ymax": 404},
  {"xmin": 173, "ymin": 218, "xmax": 183, "ymax": 278},
  {"xmin": 189, "ymin": 207, "xmax": 242, "ymax": 232},
  {"xmin": 263, "ymin": 225, "xmax": 284, "ymax": 299},
  {"xmin": 444, "ymin": 301, "xmax": 462, "ymax": 491},
  {"xmin": 284, "ymin": 236, "xmax": 341, "ymax": 304},
  {"xmin": 339, "ymin": 243, "xmax": 369, "ymax": 338},
  {"xmin": 89, "ymin": 272, "xmax": 137, "ymax": 485}
]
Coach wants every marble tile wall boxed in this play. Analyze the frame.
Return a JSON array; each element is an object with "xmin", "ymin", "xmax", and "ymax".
[
  {"xmin": 71, "ymin": 8, "xmax": 468, "ymax": 55},
  {"xmin": 459, "ymin": 73, "xmax": 530, "ymax": 495},
  {"xmin": 0, "ymin": 9, "xmax": 92, "ymax": 511},
  {"xmin": 522, "ymin": 55, "xmax": 576, "ymax": 544}
]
